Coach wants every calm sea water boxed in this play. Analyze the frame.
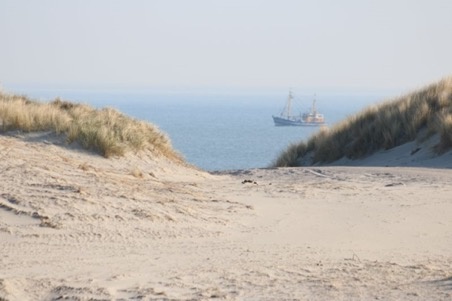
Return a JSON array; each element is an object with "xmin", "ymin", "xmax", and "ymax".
[{"xmin": 22, "ymin": 89, "xmax": 384, "ymax": 171}]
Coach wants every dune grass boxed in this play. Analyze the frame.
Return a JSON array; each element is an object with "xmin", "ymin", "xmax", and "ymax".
[
  {"xmin": 274, "ymin": 76, "xmax": 452, "ymax": 167},
  {"xmin": 0, "ymin": 93, "xmax": 181, "ymax": 160}
]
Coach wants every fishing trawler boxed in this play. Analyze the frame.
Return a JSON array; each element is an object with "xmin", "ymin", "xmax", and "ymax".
[{"xmin": 272, "ymin": 91, "xmax": 326, "ymax": 126}]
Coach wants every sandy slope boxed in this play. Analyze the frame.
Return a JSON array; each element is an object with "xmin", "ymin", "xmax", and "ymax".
[{"xmin": 0, "ymin": 133, "xmax": 451, "ymax": 300}]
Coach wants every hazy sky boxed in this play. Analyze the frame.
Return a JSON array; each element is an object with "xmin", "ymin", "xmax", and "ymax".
[{"xmin": 1, "ymin": 0, "xmax": 451, "ymax": 93}]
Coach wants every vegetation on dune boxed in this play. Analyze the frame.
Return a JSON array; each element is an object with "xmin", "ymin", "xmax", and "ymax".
[
  {"xmin": 0, "ymin": 93, "xmax": 181, "ymax": 160},
  {"xmin": 274, "ymin": 76, "xmax": 452, "ymax": 167}
]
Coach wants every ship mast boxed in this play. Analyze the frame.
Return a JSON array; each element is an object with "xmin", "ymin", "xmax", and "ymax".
[
  {"xmin": 287, "ymin": 90, "xmax": 293, "ymax": 117},
  {"xmin": 311, "ymin": 94, "xmax": 317, "ymax": 115},
  {"xmin": 281, "ymin": 90, "xmax": 293, "ymax": 119}
]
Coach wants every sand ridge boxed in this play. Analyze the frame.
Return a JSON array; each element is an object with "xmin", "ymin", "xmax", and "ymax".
[{"xmin": 0, "ymin": 133, "xmax": 451, "ymax": 300}]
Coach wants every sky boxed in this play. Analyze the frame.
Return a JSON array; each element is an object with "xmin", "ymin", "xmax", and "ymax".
[{"xmin": 1, "ymin": 0, "xmax": 452, "ymax": 94}]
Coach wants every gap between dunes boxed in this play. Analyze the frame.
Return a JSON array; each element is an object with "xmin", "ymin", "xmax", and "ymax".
[{"xmin": 0, "ymin": 133, "xmax": 451, "ymax": 300}]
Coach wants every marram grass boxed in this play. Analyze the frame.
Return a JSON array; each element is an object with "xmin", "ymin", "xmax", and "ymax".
[
  {"xmin": 274, "ymin": 76, "xmax": 452, "ymax": 167},
  {"xmin": 0, "ymin": 94, "xmax": 181, "ymax": 160}
]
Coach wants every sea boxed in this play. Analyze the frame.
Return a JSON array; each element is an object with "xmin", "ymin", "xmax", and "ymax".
[{"xmin": 15, "ymin": 89, "xmax": 387, "ymax": 171}]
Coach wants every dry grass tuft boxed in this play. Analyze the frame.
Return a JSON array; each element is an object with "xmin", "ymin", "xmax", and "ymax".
[
  {"xmin": 78, "ymin": 162, "xmax": 92, "ymax": 171},
  {"xmin": 130, "ymin": 167, "xmax": 144, "ymax": 178},
  {"xmin": 0, "ymin": 93, "xmax": 182, "ymax": 161},
  {"xmin": 274, "ymin": 76, "xmax": 452, "ymax": 167}
]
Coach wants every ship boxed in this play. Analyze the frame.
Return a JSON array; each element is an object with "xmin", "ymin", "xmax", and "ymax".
[{"xmin": 272, "ymin": 91, "xmax": 326, "ymax": 126}]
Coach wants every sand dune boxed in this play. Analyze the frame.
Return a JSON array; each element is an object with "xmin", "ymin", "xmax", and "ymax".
[
  {"xmin": 1, "ymin": 133, "xmax": 451, "ymax": 300},
  {"xmin": 331, "ymin": 132, "xmax": 452, "ymax": 168}
]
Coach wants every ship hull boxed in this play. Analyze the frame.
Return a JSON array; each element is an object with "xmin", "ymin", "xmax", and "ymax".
[{"xmin": 272, "ymin": 116, "xmax": 325, "ymax": 126}]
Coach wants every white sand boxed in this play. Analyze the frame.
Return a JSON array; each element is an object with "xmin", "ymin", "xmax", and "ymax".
[{"xmin": 0, "ymin": 132, "xmax": 451, "ymax": 300}]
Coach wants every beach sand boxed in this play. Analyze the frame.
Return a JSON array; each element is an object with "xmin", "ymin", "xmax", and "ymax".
[{"xmin": 1, "ymin": 132, "xmax": 451, "ymax": 300}]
